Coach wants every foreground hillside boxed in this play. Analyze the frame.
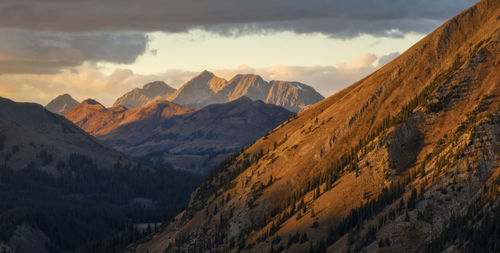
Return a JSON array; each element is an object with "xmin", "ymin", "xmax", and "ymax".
[
  {"xmin": 134, "ymin": 0, "xmax": 500, "ymax": 252},
  {"xmin": 0, "ymin": 98, "xmax": 202, "ymax": 252},
  {"xmin": 65, "ymin": 97, "xmax": 294, "ymax": 174}
]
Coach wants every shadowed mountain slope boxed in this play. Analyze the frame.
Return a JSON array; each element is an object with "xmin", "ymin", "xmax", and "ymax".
[
  {"xmin": 0, "ymin": 97, "xmax": 203, "ymax": 252},
  {"xmin": 101, "ymin": 97, "xmax": 294, "ymax": 174}
]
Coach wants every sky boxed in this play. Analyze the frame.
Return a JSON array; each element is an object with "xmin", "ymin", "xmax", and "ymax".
[{"xmin": 0, "ymin": 0, "xmax": 478, "ymax": 106}]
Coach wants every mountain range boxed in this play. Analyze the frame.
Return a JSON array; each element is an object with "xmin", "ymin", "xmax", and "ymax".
[
  {"xmin": 132, "ymin": 0, "xmax": 500, "ymax": 252},
  {"xmin": 113, "ymin": 71, "xmax": 324, "ymax": 112},
  {"xmin": 64, "ymin": 97, "xmax": 294, "ymax": 174}
]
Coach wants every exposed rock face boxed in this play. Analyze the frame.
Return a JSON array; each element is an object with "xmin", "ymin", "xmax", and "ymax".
[
  {"xmin": 44, "ymin": 94, "xmax": 79, "ymax": 114},
  {"xmin": 133, "ymin": 0, "xmax": 500, "ymax": 252},
  {"xmin": 167, "ymin": 71, "xmax": 324, "ymax": 112},
  {"xmin": 113, "ymin": 81, "xmax": 176, "ymax": 109}
]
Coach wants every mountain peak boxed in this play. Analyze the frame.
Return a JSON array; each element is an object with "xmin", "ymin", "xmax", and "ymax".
[
  {"xmin": 45, "ymin": 93, "xmax": 79, "ymax": 114},
  {"xmin": 199, "ymin": 70, "xmax": 214, "ymax": 77},
  {"xmin": 82, "ymin": 98, "xmax": 101, "ymax": 105},
  {"xmin": 143, "ymin": 81, "xmax": 168, "ymax": 90},
  {"xmin": 230, "ymin": 73, "xmax": 264, "ymax": 82},
  {"xmin": 113, "ymin": 81, "xmax": 176, "ymax": 109}
]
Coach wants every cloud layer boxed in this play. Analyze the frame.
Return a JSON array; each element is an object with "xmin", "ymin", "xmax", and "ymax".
[
  {"xmin": 0, "ymin": 30, "xmax": 149, "ymax": 74},
  {"xmin": 0, "ymin": 0, "xmax": 476, "ymax": 38}
]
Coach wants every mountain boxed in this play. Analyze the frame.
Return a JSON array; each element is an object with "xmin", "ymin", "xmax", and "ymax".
[
  {"xmin": 133, "ymin": 0, "xmax": 500, "ymax": 252},
  {"xmin": 167, "ymin": 70, "xmax": 228, "ymax": 106},
  {"xmin": 168, "ymin": 71, "xmax": 324, "ymax": 112},
  {"xmin": 113, "ymin": 81, "xmax": 176, "ymax": 109},
  {"xmin": 64, "ymin": 98, "xmax": 195, "ymax": 136},
  {"xmin": 64, "ymin": 97, "xmax": 293, "ymax": 174},
  {"xmin": 101, "ymin": 97, "xmax": 294, "ymax": 174},
  {"xmin": 44, "ymin": 93, "xmax": 79, "ymax": 114},
  {"xmin": 0, "ymin": 97, "xmax": 203, "ymax": 252}
]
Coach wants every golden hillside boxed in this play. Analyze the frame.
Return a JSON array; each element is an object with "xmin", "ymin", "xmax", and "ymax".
[{"xmin": 134, "ymin": 0, "xmax": 500, "ymax": 252}]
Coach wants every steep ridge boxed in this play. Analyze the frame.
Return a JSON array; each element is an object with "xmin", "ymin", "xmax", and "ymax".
[
  {"xmin": 134, "ymin": 0, "xmax": 500, "ymax": 252},
  {"xmin": 113, "ymin": 81, "xmax": 176, "ymax": 109},
  {"xmin": 99, "ymin": 97, "xmax": 294, "ymax": 174},
  {"xmin": 64, "ymin": 98, "xmax": 195, "ymax": 136},
  {"xmin": 167, "ymin": 71, "xmax": 324, "ymax": 112},
  {"xmin": 45, "ymin": 93, "xmax": 79, "ymax": 114},
  {"xmin": 0, "ymin": 97, "xmax": 203, "ymax": 252}
]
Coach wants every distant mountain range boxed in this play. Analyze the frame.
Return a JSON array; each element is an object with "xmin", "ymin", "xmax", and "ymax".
[
  {"xmin": 113, "ymin": 71, "xmax": 324, "ymax": 112},
  {"xmin": 64, "ymin": 97, "xmax": 293, "ymax": 174}
]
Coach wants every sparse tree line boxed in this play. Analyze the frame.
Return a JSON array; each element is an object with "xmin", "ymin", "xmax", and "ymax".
[{"xmin": 167, "ymin": 53, "xmax": 472, "ymax": 252}]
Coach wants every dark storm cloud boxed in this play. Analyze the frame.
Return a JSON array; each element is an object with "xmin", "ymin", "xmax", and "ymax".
[
  {"xmin": 0, "ymin": 0, "xmax": 477, "ymax": 74},
  {"xmin": 0, "ymin": 30, "xmax": 149, "ymax": 74},
  {"xmin": 0, "ymin": 0, "xmax": 478, "ymax": 38}
]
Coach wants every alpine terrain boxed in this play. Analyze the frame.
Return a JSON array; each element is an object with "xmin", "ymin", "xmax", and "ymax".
[
  {"xmin": 64, "ymin": 97, "xmax": 294, "ymax": 174},
  {"xmin": 133, "ymin": 0, "xmax": 500, "ymax": 252}
]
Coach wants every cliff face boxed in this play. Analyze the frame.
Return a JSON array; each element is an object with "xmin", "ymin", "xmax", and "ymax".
[{"xmin": 133, "ymin": 0, "xmax": 500, "ymax": 252}]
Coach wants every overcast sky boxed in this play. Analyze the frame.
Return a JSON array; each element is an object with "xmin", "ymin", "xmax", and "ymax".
[{"xmin": 0, "ymin": 0, "xmax": 478, "ymax": 106}]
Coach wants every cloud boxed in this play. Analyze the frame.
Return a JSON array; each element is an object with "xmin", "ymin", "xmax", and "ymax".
[
  {"xmin": 0, "ymin": 0, "xmax": 477, "ymax": 38},
  {"xmin": 0, "ymin": 29, "xmax": 149, "ymax": 74},
  {"xmin": 0, "ymin": 64, "xmax": 197, "ymax": 106}
]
